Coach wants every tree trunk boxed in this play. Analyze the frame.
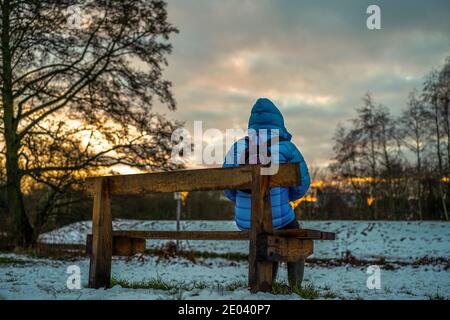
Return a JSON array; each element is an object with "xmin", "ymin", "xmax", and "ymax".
[
  {"xmin": 381, "ymin": 131, "xmax": 395, "ymax": 217},
  {"xmin": 433, "ymin": 103, "xmax": 449, "ymax": 220},
  {"xmin": 5, "ymin": 152, "xmax": 34, "ymax": 246},
  {"xmin": 443, "ymin": 99, "xmax": 450, "ymax": 218},
  {"xmin": 369, "ymin": 127, "xmax": 378, "ymax": 220},
  {"xmin": 416, "ymin": 140, "xmax": 423, "ymax": 220},
  {"xmin": 1, "ymin": 0, "xmax": 34, "ymax": 246}
]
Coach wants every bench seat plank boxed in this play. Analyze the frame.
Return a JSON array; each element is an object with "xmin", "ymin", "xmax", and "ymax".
[{"xmin": 110, "ymin": 229, "xmax": 335, "ymax": 240}]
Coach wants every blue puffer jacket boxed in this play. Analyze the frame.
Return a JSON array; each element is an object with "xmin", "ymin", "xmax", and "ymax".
[{"xmin": 223, "ymin": 98, "xmax": 310, "ymax": 230}]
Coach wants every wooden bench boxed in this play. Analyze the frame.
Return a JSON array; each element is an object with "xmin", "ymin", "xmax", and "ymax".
[{"xmin": 86, "ymin": 163, "xmax": 335, "ymax": 292}]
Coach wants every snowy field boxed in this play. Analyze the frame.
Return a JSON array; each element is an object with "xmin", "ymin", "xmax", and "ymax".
[{"xmin": 1, "ymin": 220, "xmax": 449, "ymax": 300}]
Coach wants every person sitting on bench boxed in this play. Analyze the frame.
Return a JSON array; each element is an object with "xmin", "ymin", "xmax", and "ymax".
[{"xmin": 223, "ymin": 97, "xmax": 311, "ymax": 288}]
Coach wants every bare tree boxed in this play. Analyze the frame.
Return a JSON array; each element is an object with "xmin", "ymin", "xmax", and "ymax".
[
  {"xmin": 0, "ymin": 0, "xmax": 180, "ymax": 246},
  {"xmin": 375, "ymin": 104, "xmax": 402, "ymax": 216},
  {"xmin": 331, "ymin": 94, "xmax": 403, "ymax": 219},
  {"xmin": 352, "ymin": 93, "xmax": 382, "ymax": 219},
  {"xmin": 398, "ymin": 89, "xmax": 430, "ymax": 219},
  {"xmin": 423, "ymin": 62, "xmax": 450, "ymax": 221}
]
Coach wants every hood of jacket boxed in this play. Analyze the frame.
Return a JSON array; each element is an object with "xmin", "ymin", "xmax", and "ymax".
[{"xmin": 247, "ymin": 98, "xmax": 292, "ymax": 141}]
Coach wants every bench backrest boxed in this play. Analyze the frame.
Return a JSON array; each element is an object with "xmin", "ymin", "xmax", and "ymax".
[{"xmin": 87, "ymin": 163, "xmax": 300, "ymax": 195}]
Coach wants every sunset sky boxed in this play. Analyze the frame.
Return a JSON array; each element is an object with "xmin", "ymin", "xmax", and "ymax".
[{"xmin": 154, "ymin": 0, "xmax": 450, "ymax": 168}]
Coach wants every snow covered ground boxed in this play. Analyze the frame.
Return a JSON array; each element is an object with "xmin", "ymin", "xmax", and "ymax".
[
  {"xmin": 0, "ymin": 252, "xmax": 448, "ymax": 300},
  {"xmin": 1, "ymin": 220, "xmax": 449, "ymax": 300}
]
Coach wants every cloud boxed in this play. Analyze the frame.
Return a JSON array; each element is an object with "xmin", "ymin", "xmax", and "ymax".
[{"xmin": 156, "ymin": 0, "xmax": 450, "ymax": 167}]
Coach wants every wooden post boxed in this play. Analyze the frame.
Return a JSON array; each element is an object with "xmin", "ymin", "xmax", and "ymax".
[
  {"xmin": 248, "ymin": 165, "xmax": 274, "ymax": 292},
  {"xmin": 88, "ymin": 178, "xmax": 113, "ymax": 289}
]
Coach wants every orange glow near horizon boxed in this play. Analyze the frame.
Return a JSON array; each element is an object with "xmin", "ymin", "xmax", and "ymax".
[
  {"xmin": 180, "ymin": 191, "xmax": 189, "ymax": 206},
  {"xmin": 290, "ymin": 195, "xmax": 318, "ymax": 209},
  {"xmin": 367, "ymin": 196, "xmax": 375, "ymax": 207}
]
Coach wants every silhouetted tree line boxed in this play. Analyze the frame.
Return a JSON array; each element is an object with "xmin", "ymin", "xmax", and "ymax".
[{"xmin": 327, "ymin": 56, "xmax": 450, "ymax": 220}]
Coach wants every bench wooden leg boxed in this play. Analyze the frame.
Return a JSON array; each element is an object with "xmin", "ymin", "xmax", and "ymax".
[
  {"xmin": 88, "ymin": 178, "xmax": 113, "ymax": 289},
  {"xmin": 248, "ymin": 166, "xmax": 274, "ymax": 293}
]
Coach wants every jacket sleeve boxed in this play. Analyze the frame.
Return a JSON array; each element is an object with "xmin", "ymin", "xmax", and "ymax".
[
  {"xmin": 288, "ymin": 144, "xmax": 311, "ymax": 202},
  {"xmin": 222, "ymin": 142, "xmax": 238, "ymax": 203}
]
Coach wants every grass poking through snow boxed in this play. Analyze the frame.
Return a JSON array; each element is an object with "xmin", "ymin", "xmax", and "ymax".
[
  {"xmin": 427, "ymin": 289, "xmax": 447, "ymax": 300},
  {"xmin": 222, "ymin": 280, "xmax": 247, "ymax": 291},
  {"xmin": 272, "ymin": 281, "xmax": 321, "ymax": 299},
  {"xmin": 0, "ymin": 257, "xmax": 31, "ymax": 265},
  {"xmin": 111, "ymin": 276, "xmax": 215, "ymax": 292},
  {"xmin": 110, "ymin": 276, "xmax": 338, "ymax": 299},
  {"xmin": 110, "ymin": 277, "xmax": 247, "ymax": 294}
]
